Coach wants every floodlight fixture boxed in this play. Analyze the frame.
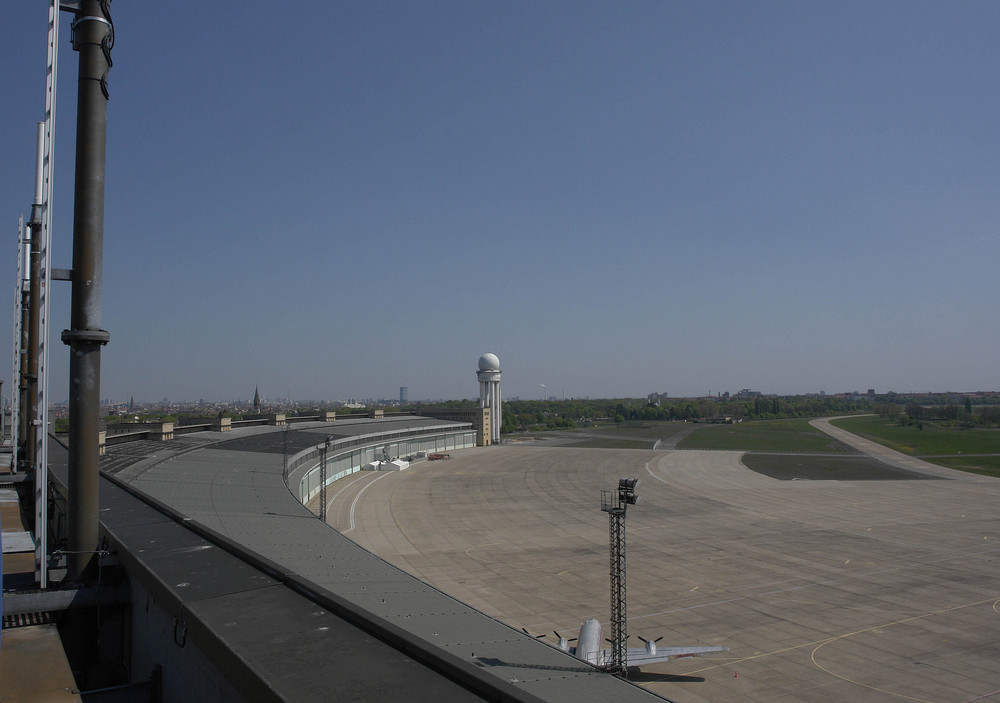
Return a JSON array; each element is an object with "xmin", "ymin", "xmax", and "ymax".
[{"xmin": 618, "ymin": 477, "xmax": 639, "ymax": 505}]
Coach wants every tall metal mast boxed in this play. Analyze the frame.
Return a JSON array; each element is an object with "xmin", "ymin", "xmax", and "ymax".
[
  {"xmin": 600, "ymin": 477, "xmax": 639, "ymax": 678},
  {"xmin": 319, "ymin": 436, "xmax": 332, "ymax": 521}
]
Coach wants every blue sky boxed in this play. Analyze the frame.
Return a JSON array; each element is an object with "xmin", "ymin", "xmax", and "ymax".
[{"xmin": 2, "ymin": 1, "xmax": 998, "ymax": 404}]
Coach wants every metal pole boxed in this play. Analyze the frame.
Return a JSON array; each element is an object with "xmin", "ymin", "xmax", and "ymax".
[
  {"xmin": 10, "ymin": 218, "xmax": 24, "ymax": 464},
  {"xmin": 16, "ymin": 222, "xmax": 30, "ymax": 472},
  {"xmin": 62, "ymin": 0, "xmax": 113, "ymax": 583},
  {"xmin": 26, "ymin": 124, "xmax": 46, "ymax": 488},
  {"xmin": 319, "ymin": 437, "xmax": 331, "ymax": 522},
  {"xmin": 33, "ymin": 0, "xmax": 64, "ymax": 589},
  {"xmin": 282, "ymin": 424, "xmax": 290, "ymax": 481}
]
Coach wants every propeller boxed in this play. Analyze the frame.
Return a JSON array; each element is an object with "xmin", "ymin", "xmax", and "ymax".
[
  {"xmin": 553, "ymin": 631, "xmax": 576, "ymax": 651},
  {"xmin": 521, "ymin": 627, "xmax": 546, "ymax": 639}
]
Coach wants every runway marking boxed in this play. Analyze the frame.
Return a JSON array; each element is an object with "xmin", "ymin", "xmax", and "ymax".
[
  {"xmin": 808, "ymin": 596, "xmax": 1000, "ymax": 702},
  {"xmin": 465, "ymin": 543, "xmax": 500, "ymax": 561},
  {"xmin": 641, "ymin": 454, "xmax": 1000, "ymax": 615},
  {"xmin": 386, "ymin": 493, "xmax": 417, "ymax": 548},
  {"xmin": 325, "ymin": 472, "xmax": 372, "ymax": 523},
  {"xmin": 343, "ymin": 472, "xmax": 391, "ymax": 534},
  {"xmin": 677, "ymin": 594, "xmax": 1000, "ymax": 688},
  {"xmin": 627, "ymin": 543, "xmax": 1000, "ymax": 626}
]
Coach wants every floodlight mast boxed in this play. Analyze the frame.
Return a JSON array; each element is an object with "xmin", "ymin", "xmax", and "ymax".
[
  {"xmin": 319, "ymin": 436, "xmax": 332, "ymax": 521},
  {"xmin": 600, "ymin": 477, "xmax": 639, "ymax": 677}
]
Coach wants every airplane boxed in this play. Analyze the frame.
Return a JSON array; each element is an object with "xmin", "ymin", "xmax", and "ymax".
[{"xmin": 527, "ymin": 618, "xmax": 728, "ymax": 668}]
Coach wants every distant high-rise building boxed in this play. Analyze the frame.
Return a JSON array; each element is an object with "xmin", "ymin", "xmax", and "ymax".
[
  {"xmin": 477, "ymin": 353, "xmax": 502, "ymax": 444},
  {"xmin": 253, "ymin": 386, "xmax": 261, "ymax": 413},
  {"xmin": 400, "ymin": 386, "xmax": 408, "ymax": 404}
]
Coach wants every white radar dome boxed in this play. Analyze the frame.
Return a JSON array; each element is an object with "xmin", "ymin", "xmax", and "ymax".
[{"xmin": 478, "ymin": 353, "xmax": 500, "ymax": 371}]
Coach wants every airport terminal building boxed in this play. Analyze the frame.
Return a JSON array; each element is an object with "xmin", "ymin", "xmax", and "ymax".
[{"xmin": 3, "ymin": 414, "xmax": 660, "ymax": 702}]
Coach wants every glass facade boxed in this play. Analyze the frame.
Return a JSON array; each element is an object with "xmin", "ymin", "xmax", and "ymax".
[{"xmin": 299, "ymin": 429, "xmax": 477, "ymax": 504}]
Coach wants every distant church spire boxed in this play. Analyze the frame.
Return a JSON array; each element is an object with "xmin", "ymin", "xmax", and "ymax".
[{"xmin": 253, "ymin": 386, "xmax": 261, "ymax": 413}]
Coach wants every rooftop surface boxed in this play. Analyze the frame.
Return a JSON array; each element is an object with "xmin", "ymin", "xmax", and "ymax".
[{"xmin": 104, "ymin": 417, "xmax": 662, "ymax": 702}]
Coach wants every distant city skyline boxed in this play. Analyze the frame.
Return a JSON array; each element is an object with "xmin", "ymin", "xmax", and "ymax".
[
  {"xmin": 64, "ymin": 387, "xmax": 1000, "ymax": 411},
  {"xmin": 2, "ymin": 3, "xmax": 998, "ymax": 405}
]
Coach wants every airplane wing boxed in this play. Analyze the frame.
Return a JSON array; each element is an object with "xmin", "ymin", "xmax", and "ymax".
[
  {"xmin": 559, "ymin": 619, "xmax": 728, "ymax": 668},
  {"xmin": 623, "ymin": 644, "xmax": 728, "ymax": 666}
]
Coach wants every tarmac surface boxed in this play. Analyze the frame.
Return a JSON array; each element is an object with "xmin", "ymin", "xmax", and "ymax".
[{"xmin": 327, "ymin": 426, "xmax": 1000, "ymax": 703}]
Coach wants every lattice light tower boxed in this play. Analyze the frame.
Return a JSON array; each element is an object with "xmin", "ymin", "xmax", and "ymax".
[
  {"xmin": 319, "ymin": 436, "xmax": 332, "ymax": 521},
  {"xmin": 600, "ymin": 477, "xmax": 639, "ymax": 677}
]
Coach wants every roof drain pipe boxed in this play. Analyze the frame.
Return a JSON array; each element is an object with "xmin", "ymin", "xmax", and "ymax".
[{"xmin": 62, "ymin": 0, "xmax": 113, "ymax": 584}]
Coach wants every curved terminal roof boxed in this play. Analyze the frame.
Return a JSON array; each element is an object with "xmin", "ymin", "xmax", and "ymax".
[{"xmin": 72, "ymin": 416, "xmax": 661, "ymax": 702}]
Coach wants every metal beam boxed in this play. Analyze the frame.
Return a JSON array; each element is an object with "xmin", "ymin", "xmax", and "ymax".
[{"xmin": 2, "ymin": 582, "xmax": 127, "ymax": 616}]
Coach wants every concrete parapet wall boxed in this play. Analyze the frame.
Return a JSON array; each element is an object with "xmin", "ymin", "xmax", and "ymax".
[
  {"xmin": 229, "ymin": 418, "xmax": 269, "ymax": 428},
  {"xmin": 148, "ymin": 422, "xmax": 174, "ymax": 441},
  {"xmin": 173, "ymin": 417, "xmax": 232, "ymax": 433},
  {"xmin": 106, "ymin": 431, "xmax": 149, "ymax": 446}
]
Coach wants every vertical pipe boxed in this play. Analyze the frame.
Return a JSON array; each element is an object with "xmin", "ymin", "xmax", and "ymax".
[
  {"xmin": 25, "ymin": 226, "xmax": 40, "ymax": 475},
  {"xmin": 25, "ymin": 124, "xmax": 46, "ymax": 480},
  {"xmin": 62, "ymin": 0, "xmax": 112, "ymax": 583},
  {"xmin": 34, "ymin": 122, "xmax": 46, "ymax": 205},
  {"xmin": 17, "ymin": 228, "xmax": 31, "ymax": 470}
]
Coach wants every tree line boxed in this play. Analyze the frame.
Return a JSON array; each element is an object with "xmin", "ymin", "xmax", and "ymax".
[
  {"xmin": 491, "ymin": 395, "xmax": 876, "ymax": 434},
  {"xmin": 875, "ymin": 398, "xmax": 1000, "ymax": 428}
]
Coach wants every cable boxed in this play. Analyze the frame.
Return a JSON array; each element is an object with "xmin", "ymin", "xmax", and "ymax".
[{"xmin": 98, "ymin": 0, "xmax": 114, "ymax": 99}]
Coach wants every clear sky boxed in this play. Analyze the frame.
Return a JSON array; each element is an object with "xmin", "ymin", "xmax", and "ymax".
[{"xmin": 2, "ymin": 1, "xmax": 998, "ymax": 404}]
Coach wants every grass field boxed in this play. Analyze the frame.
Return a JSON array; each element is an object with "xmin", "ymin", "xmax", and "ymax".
[
  {"xmin": 584, "ymin": 422, "xmax": 692, "ymax": 440},
  {"xmin": 831, "ymin": 415, "xmax": 1000, "ymax": 476},
  {"xmin": 741, "ymin": 453, "xmax": 937, "ymax": 481},
  {"xmin": 931, "ymin": 455, "xmax": 1000, "ymax": 478},
  {"xmin": 677, "ymin": 419, "xmax": 855, "ymax": 453},
  {"xmin": 831, "ymin": 416, "xmax": 1000, "ymax": 455}
]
